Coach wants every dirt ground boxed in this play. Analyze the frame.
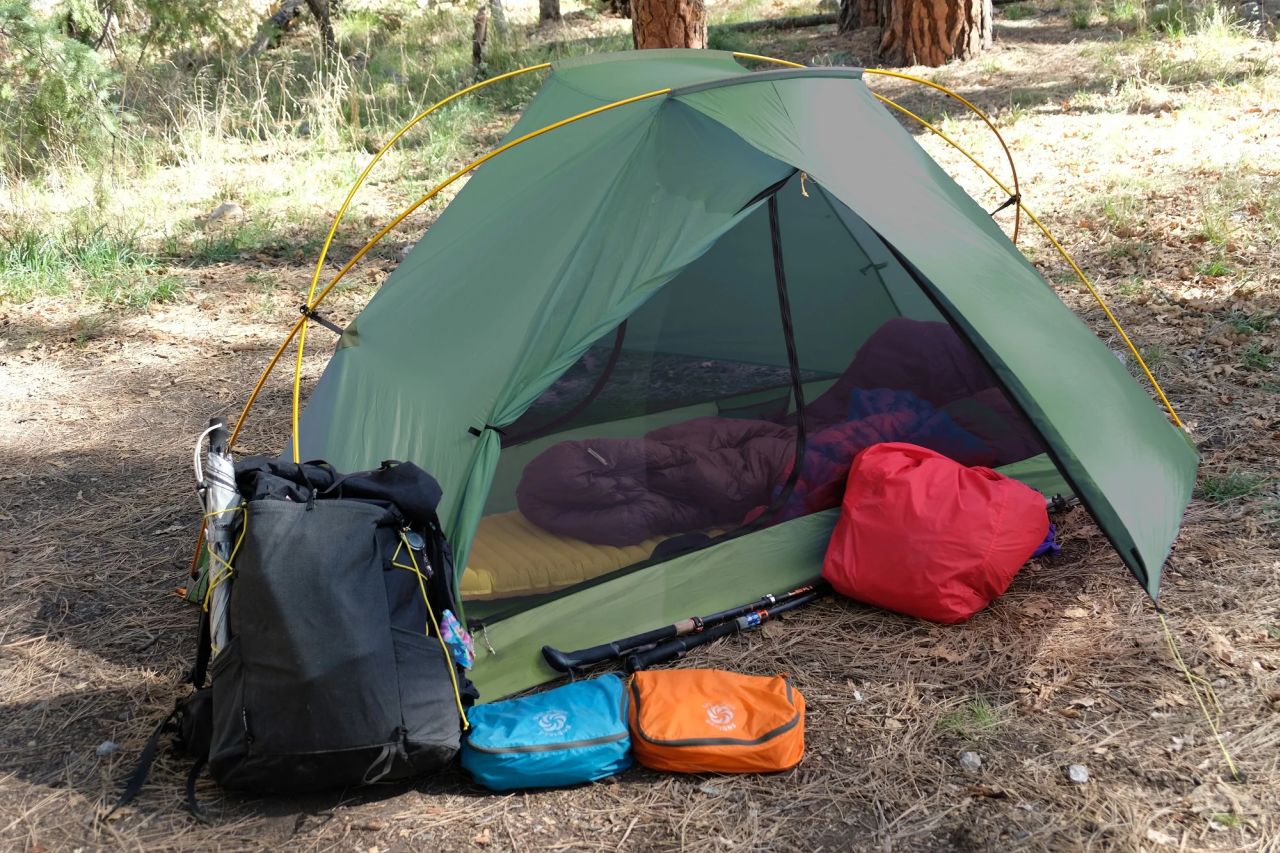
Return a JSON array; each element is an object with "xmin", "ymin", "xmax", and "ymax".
[{"xmin": 2, "ymin": 9, "xmax": 1279, "ymax": 852}]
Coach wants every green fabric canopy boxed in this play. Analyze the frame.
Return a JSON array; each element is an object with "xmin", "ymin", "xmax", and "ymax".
[{"xmin": 296, "ymin": 50, "xmax": 1196, "ymax": 699}]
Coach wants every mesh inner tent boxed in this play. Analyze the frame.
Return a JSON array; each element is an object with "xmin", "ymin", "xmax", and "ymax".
[{"xmin": 461, "ymin": 173, "xmax": 1046, "ymax": 616}]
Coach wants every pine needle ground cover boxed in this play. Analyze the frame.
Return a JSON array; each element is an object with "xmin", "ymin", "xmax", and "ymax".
[{"xmin": 1, "ymin": 1, "xmax": 1277, "ymax": 848}]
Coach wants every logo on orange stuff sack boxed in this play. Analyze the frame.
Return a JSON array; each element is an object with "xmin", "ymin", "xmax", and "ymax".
[{"xmin": 704, "ymin": 702, "xmax": 737, "ymax": 732}]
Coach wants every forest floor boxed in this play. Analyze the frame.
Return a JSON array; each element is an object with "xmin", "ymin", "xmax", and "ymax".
[{"xmin": 1, "ymin": 0, "xmax": 1279, "ymax": 850}]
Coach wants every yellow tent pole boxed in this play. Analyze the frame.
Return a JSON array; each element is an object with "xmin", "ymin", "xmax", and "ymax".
[
  {"xmin": 289, "ymin": 87, "xmax": 675, "ymax": 461},
  {"xmin": 871, "ymin": 93, "xmax": 1184, "ymax": 429},
  {"xmin": 861, "ymin": 67, "xmax": 1022, "ymax": 243},
  {"xmin": 871, "ymin": 94, "xmax": 1018, "ymax": 220},
  {"xmin": 290, "ymin": 63, "xmax": 553, "ymax": 463},
  {"xmin": 187, "ymin": 314, "xmax": 306, "ymax": 582},
  {"xmin": 192, "ymin": 66, "xmax": 554, "ymax": 573},
  {"xmin": 732, "ymin": 52, "xmax": 1023, "ymax": 243},
  {"xmin": 303, "ymin": 63, "xmax": 552, "ymax": 309}
]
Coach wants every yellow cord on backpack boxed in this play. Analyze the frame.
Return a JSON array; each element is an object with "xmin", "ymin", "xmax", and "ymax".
[
  {"xmin": 1158, "ymin": 611, "xmax": 1243, "ymax": 782},
  {"xmin": 394, "ymin": 533, "xmax": 470, "ymax": 730},
  {"xmin": 200, "ymin": 505, "xmax": 247, "ymax": 613}
]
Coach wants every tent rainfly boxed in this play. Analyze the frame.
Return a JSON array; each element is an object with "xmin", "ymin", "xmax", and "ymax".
[{"xmin": 289, "ymin": 50, "xmax": 1197, "ymax": 699}]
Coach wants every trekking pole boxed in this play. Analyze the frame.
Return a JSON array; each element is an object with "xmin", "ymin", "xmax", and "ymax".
[
  {"xmin": 624, "ymin": 585, "xmax": 827, "ymax": 672},
  {"xmin": 195, "ymin": 417, "xmax": 242, "ymax": 657},
  {"xmin": 541, "ymin": 582, "xmax": 825, "ymax": 673}
]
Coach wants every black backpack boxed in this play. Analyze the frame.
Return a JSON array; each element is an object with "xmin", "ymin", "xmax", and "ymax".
[{"xmin": 115, "ymin": 459, "xmax": 476, "ymax": 815}]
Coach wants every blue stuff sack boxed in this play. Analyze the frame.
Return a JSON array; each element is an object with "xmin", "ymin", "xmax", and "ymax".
[{"xmin": 461, "ymin": 674, "xmax": 631, "ymax": 791}]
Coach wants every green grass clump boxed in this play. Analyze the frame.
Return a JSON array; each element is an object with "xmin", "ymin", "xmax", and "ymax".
[
  {"xmin": 1070, "ymin": 1, "xmax": 1096, "ymax": 28},
  {"xmin": 1240, "ymin": 341, "xmax": 1276, "ymax": 372},
  {"xmin": 1199, "ymin": 469, "xmax": 1267, "ymax": 502},
  {"xmin": 938, "ymin": 698, "xmax": 1002, "ymax": 739},
  {"xmin": 1227, "ymin": 311, "xmax": 1273, "ymax": 334},
  {"xmin": 1197, "ymin": 258, "xmax": 1232, "ymax": 276},
  {"xmin": 1002, "ymin": 3, "xmax": 1037, "ymax": 20},
  {"xmin": 0, "ymin": 222, "xmax": 152, "ymax": 303}
]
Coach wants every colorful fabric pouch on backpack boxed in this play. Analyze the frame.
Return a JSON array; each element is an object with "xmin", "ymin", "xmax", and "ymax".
[
  {"xmin": 627, "ymin": 670, "xmax": 805, "ymax": 774},
  {"xmin": 460, "ymin": 674, "xmax": 631, "ymax": 791}
]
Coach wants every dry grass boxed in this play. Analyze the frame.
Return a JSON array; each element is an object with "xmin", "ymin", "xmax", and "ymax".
[{"xmin": 2, "ymin": 1, "xmax": 1280, "ymax": 850}]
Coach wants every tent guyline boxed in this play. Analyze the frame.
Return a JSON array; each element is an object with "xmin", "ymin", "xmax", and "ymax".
[{"xmin": 190, "ymin": 50, "xmax": 1184, "ymax": 580}]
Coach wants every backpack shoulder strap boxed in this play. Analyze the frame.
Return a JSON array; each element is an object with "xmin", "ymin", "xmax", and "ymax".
[
  {"xmin": 191, "ymin": 608, "xmax": 212, "ymax": 689},
  {"xmin": 104, "ymin": 705, "xmax": 179, "ymax": 819}
]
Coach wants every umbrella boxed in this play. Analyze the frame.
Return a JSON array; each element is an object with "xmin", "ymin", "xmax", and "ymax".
[{"xmin": 195, "ymin": 417, "xmax": 242, "ymax": 656}]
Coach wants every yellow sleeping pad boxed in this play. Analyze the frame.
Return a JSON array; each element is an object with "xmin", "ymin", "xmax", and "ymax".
[{"xmin": 461, "ymin": 511, "xmax": 671, "ymax": 600}]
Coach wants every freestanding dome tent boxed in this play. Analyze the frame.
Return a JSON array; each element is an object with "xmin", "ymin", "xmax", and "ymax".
[{"xmin": 290, "ymin": 50, "xmax": 1197, "ymax": 699}]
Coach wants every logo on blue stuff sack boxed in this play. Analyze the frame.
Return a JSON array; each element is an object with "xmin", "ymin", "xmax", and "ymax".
[{"xmin": 534, "ymin": 709, "xmax": 569, "ymax": 735}]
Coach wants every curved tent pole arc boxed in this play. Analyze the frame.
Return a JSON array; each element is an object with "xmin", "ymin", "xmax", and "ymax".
[
  {"xmin": 224, "ymin": 63, "xmax": 553, "ymax": 455},
  {"xmin": 187, "ymin": 82, "xmax": 665, "ymax": 579},
  {"xmin": 290, "ymin": 62, "xmax": 554, "ymax": 462},
  {"xmin": 187, "ymin": 62, "xmax": 553, "ymax": 579},
  {"xmin": 286, "ymin": 86, "xmax": 675, "ymax": 461},
  {"xmin": 192, "ymin": 55, "xmax": 1183, "ymax": 573},
  {"xmin": 868, "ymin": 93, "xmax": 1185, "ymax": 429},
  {"xmin": 731, "ymin": 52, "xmax": 1023, "ymax": 244}
]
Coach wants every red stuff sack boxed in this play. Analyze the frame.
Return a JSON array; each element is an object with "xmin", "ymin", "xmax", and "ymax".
[{"xmin": 822, "ymin": 442, "xmax": 1049, "ymax": 623}]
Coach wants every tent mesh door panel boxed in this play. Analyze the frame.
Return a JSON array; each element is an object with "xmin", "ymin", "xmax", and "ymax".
[{"xmin": 463, "ymin": 173, "xmax": 1047, "ymax": 618}]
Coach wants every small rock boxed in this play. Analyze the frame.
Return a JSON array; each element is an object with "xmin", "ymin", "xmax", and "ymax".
[
  {"xmin": 1067, "ymin": 764, "xmax": 1090, "ymax": 784},
  {"xmin": 698, "ymin": 781, "xmax": 724, "ymax": 796},
  {"xmin": 207, "ymin": 202, "xmax": 245, "ymax": 224},
  {"xmin": 960, "ymin": 751, "xmax": 983, "ymax": 774},
  {"xmin": 96, "ymin": 740, "xmax": 120, "ymax": 757},
  {"xmin": 400, "ymin": 243, "xmax": 416, "ymax": 259}
]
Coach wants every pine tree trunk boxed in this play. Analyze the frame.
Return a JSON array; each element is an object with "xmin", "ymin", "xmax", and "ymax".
[
  {"xmin": 834, "ymin": 0, "xmax": 885, "ymax": 32},
  {"xmin": 472, "ymin": 0, "xmax": 490, "ymax": 73},
  {"xmin": 838, "ymin": 0, "xmax": 886, "ymax": 32},
  {"xmin": 304, "ymin": 0, "xmax": 337, "ymax": 57},
  {"xmin": 632, "ymin": 0, "xmax": 707, "ymax": 48},
  {"xmin": 540, "ymin": 0, "xmax": 561, "ymax": 22},
  {"xmin": 878, "ymin": 0, "xmax": 991, "ymax": 66}
]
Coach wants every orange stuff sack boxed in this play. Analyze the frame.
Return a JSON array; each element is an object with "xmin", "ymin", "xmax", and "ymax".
[{"xmin": 627, "ymin": 670, "xmax": 805, "ymax": 774}]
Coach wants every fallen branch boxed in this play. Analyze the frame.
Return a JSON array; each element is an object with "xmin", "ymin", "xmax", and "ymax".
[{"xmin": 713, "ymin": 12, "xmax": 837, "ymax": 32}]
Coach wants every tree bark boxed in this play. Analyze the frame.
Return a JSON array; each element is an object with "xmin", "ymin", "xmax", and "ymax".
[
  {"xmin": 540, "ymin": 0, "xmax": 561, "ymax": 23},
  {"xmin": 304, "ymin": 0, "xmax": 337, "ymax": 57},
  {"xmin": 632, "ymin": 0, "xmax": 706, "ymax": 48},
  {"xmin": 472, "ymin": 0, "xmax": 490, "ymax": 74},
  {"xmin": 877, "ymin": 0, "xmax": 991, "ymax": 66},
  {"xmin": 838, "ymin": 0, "xmax": 886, "ymax": 32}
]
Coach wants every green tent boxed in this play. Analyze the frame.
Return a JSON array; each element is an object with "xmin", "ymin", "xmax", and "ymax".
[{"xmin": 295, "ymin": 50, "xmax": 1196, "ymax": 700}]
